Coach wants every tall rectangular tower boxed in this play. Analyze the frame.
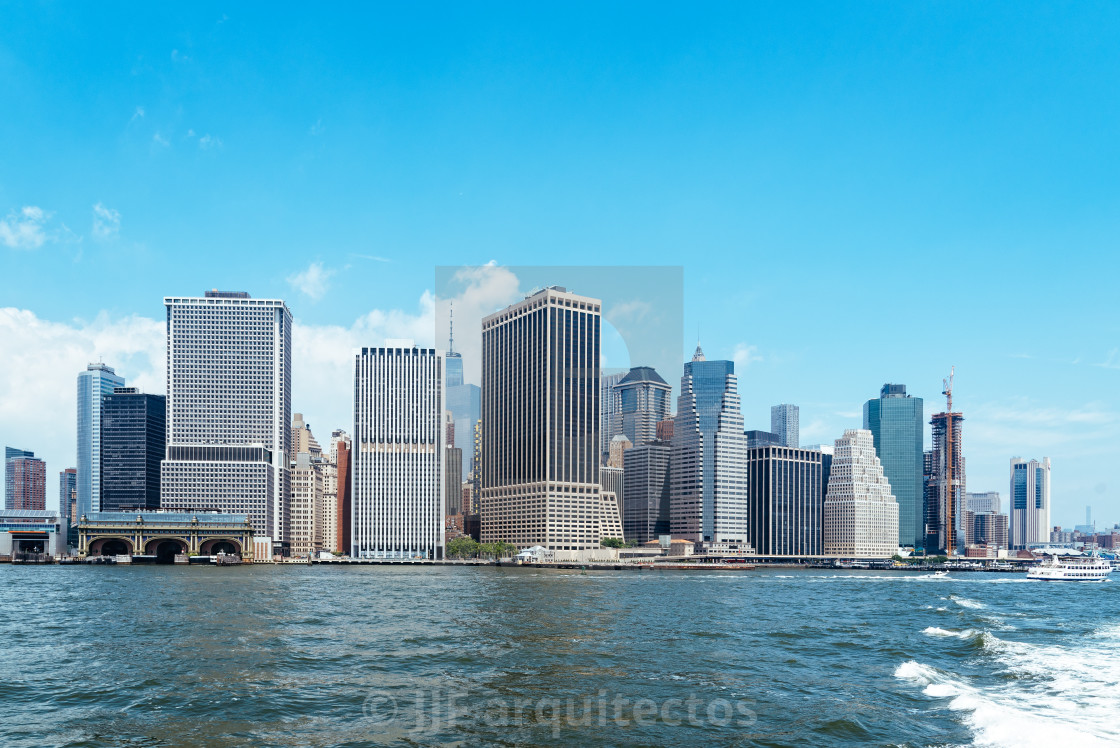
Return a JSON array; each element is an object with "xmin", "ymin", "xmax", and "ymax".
[
  {"xmin": 926, "ymin": 412, "xmax": 965, "ymax": 554},
  {"xmin": 481, "ymin": 286, "xmax": 613, "ymax": 551},
  {"xmin": 864, "ymin": 384, "xmax": 924, "ymax": 548},
  {"xmin": 160, "ymin": 291, "xmax": 292, "ymax": 543},
  {"xmin": 5, "ymin": 447, "xmax": 46, "ymax": 511},
  {"xmin": 101, "ymin": 388, "xmax": 165, "ymax": 512},
  {"xmin": 745, "ymin": 446, "xmax": 831, "ymax": 556},
  {"xmin": 352, "ymin": 345, "xmax": 445, "ymax": 559},
  {"xmin": 770, "ymin": 404, "xmax": 799, "ymax": 448},
  {"xmin": 1009, "ymin": 457, "xmax": 1050, "ymax": 549},
  {"xmin": 76, "ymin": 363, "xmax": 125, "ymax": 516}
]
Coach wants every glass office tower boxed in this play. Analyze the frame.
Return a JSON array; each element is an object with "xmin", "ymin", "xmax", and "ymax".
[
  {"xmin": 864, "ymin": 383, "xmax": 924, "ymax": 548},
  {"xmin": 101, "ymin": 387, "xmax": 166, "ymax": 511},
  {"xmin": 76, "ymin": 363, "xmax": 125, "ymax": 517}
]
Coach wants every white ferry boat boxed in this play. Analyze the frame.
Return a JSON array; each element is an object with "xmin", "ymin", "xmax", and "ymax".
[{"xmin": 1027, "ymin": 554, "xmax": 1112, "ymax": 582}]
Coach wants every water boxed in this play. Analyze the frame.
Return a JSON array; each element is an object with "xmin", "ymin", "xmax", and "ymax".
[{"xmin": 1, "ymin": 566, "xmax": 1117, "ymax": 747}]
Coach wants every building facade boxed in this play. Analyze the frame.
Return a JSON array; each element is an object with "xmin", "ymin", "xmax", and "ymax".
[
  {"xmin": 445, "ymin": 446, "xmax": 463, "ymax": 515},
  {"xmin": 353, "ymin": 345, "xmax": 445, "ymax": 559},
  {"xmin": 5, "ymin": 448, "xmax": 46, "ymax": 511},
  {"xmin": 76, "ymin": 363, "xmax": 125, "ymax": 516},
  {"xmin": 623, "ymin": 442, "xmax": 671, "ymax": 544},
  {"xmin": 823, "ymin": 429, "xmax": 899, "ymax": 558},
  {"xmin": 770, "ymin": 404, "xmax": 799, "ymax": 448},
  {"xmin": 611, "ymin": 366, "xmax": 672, "ymax": 448},
  {"xmin": 481, "ymin": 286, "xmax": 616, "ymax": 551},
  {"xmin": 925, "ymin": 411, "xmax": 965, "ymax": 554},
  {"xmin": 745, "ymin": 446, "xmax": 831, "ymax": 556},
  {"xmin": 1009, "ymin": 457, "xmax": 1051, "ymax": 549},
  {"xmin": 863, "ymin": 383, "xmax": 924, "ymax": 548},
  {"xmin": 289, "ymin": 451, "xmax": 324, "ymax": 557},
  {"xmin": 59, "ymin": 468, "xmax": 77, "ymax": 532},
  {"xmin": 599, "ymin": 371, "xmax": 626, "ymax": 459},
  {"xmin": 669, "ymin": 345, "xmax": 749, "ymax": 547},
  {"xmin": 745, "ymin": 430, "xmax": 782, "ymax": 449},
  {"xmin": 100, "ymin": 388, "xmax": 165, "ymax": 512},
  {"xmin": 160, "ymin": 291, "xmax": 292, "ymax": 546}
]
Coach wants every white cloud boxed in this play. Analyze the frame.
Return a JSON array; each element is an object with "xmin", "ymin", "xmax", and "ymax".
[
  {"xmin": 1096, "ymin": 349, "xmax": 1120, "ymax": 370},
  {"xmin": 198, "ymin": 134, "xmax": 222, "ymax": 150},
  {"xmin": 286, "ymin": 262, "xmax": 336, "ymax": 300},
  {"xmin": 0, "ymin": 308, "xmax": 166, "ymax": 510},
  {"xmin": 131, "ymin": 106, "xmax": 145, "ymax": 122},
  {"xmin": 732, "ymin": 342, "xmax": 762, "ymax": 370},
  {"xmin": 352, "ymin": 253, "xmax": 391, "ymax": 263},
  {"xmin": 153, "ymin": 133, "xmax": 170, "ymax": 147},
  {"xmin": 309, "ymin": 118, "xmax": 325, "ymax": 136},
  {"xmin": 92, "ymin": 203, "xmax": 121, "ymax": 240},
  {"xmin": 0, "ymin": 206, "xmax": 51, "ymax": 249}
]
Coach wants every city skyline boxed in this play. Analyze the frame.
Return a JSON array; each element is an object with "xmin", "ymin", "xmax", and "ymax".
[{"xmin": 3, "ymin": 4, "xmax": 1119, "ymax": 528}]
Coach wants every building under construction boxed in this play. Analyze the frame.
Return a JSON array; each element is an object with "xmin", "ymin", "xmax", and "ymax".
[{"xmin": 924, "ymin": 370, "xmax": 965, "ymax": 555}]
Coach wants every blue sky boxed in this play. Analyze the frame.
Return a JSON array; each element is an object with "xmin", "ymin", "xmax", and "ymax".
[{"xmin": 2, "ymin": 3, "xmax": 1119, "ymax": 526}]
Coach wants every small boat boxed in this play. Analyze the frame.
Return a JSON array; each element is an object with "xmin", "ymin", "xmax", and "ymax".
[
  {"xmin": 931, "ymin": 570, "xmax": 950, "ymax": 578},
  {"xmin": 1027, "ymin": 553, "xmax": 1112, "ymax": 582}
]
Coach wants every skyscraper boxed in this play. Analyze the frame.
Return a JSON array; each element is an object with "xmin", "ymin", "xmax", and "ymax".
[
  {"xmin": 599, "ymin": 371, "xmax": 626, "ymax": 459},
  {"xmin": 770, "ymin": 404, "xmax": 799, "ymax": 448},
  {"xmin": 76, "ymin": 363, "xmax": 125, "ymax": 516},
  {"xmin": 100, "ymin": 387, "xmax": 165, "ymax": 512},
  {"xmin": 926, "ymin": 411, "xmax": 965, "ymax": 554},
  {"xmin": 623, "ymin": 441, "xmax": 671, "ymax": 544},
  {"xmin": 611, "ymin": 366, "xmax": 672, "ymax": 448},
  {"xmin": 863, "ymin": 384, "xmax": 924, "ymax": 548},
  {"xmin": 1009, "ymin": 457, "xmax": 1051, "ymax": 549},
  {"xmin": 353, "ymin": 344, "xmax": 445, "ymax": 559},
  {"xmin": 823, "ymin": 429, "xmax": 899, "ymax": 558},
  {"xmin": 445, "ymin": 303, "xmax": 480, "ymax": 476},
  {"xmin": 481, "ymin": 286, "xmax": 616, "ymax": 551},
  {"xmin": 745, "ymin": 446, "xmax": 832, "ymax": 556},
  {"xmin": 59, "ymin": 468, "xmax": 76, "ymax": 529},
  {"xmin": 160, "ymin": 291, "xmax": 292, "ymax": 544},
  {"xmin": 670, "ymin": 344, "xmax": 749, "ymax": 548},
  {"xmin": 5, "ymin": 447, "xmax": 46, "ymax": 511},
  {"xmin": 445, "ymin": 445, "xmax": 463, "ymax": 515}
]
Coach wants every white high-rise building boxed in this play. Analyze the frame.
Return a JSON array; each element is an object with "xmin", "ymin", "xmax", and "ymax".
[
  {"xmin": 76, "ymin": 363, "xmax": 124, "ymax": 516},
  {"xmin": 481, "ymin": 286, "xmax": 618, "ymax": 551},
  {"xmin": 1009, "ymin": 457, "xmax": 1050, "ymax": 549},
  {"xmin": 160, "ymin": 291, "xmax": 292, "ymax": 545},
  {"xmin": 353, "ymin": 344, "xmax": 445, "ymax": 559},
  {"xmin": 823, "ymin": 429, "xmax": 899, "ymax": 558},
  {"xmin": 670, "ymin": 345, "xmax": 749, "ymax": 548}
]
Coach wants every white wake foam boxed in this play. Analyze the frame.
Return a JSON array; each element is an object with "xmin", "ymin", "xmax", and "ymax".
[
  {"xmin": 923, "ymin": 626, "xmax": 976, "ymax": 639},
  {"xmin": 894, "ymin": 659, "xmax": 1118, "ymax": 747},
  {"xmin": 950, "ymin": 595, "xmax": 984, "ymax": 609}
]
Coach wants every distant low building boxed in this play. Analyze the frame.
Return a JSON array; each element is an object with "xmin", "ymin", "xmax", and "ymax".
[{"xmin": 0, "ymin": 510, "xmax": 65, "ymax": 558}]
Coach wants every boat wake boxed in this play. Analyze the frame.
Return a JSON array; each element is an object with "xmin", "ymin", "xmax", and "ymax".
[{"xmin": 896, "ymin": 621, "xmax": 1120, "ymax": 747}]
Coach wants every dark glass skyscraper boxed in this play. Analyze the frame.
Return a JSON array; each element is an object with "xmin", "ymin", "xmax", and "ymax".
[
  {"xmin": 101, "ymin": 388, "xmax": 166, "ymax": 511},
  {"xmin": 745, "ymin": 446, "xmax": 831, "ymax": 556},
  {"xmin": 623, "ymin": 441, "xmax": 671, "ymax": 544},
  {"xmin": 864, "ymin": 384, "xmax": 924, "ymax": 548}
]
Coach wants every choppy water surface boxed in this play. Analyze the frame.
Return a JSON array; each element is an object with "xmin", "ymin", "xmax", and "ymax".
[{"xmin": 1, "ymin": 565, "xmax": 1117, "ymax": 747}]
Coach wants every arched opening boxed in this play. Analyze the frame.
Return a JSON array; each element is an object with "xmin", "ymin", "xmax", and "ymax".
[
  {"xmin": 153, "ymin": 540, "xmax": 185, "ymax": 564},
  {"xmin": 199, "ymin": 538, "xmax": 242, "ymax": 556},
  {"xmin": 100, "ymin": 539, "xmax": 130, "ymax": 556}
]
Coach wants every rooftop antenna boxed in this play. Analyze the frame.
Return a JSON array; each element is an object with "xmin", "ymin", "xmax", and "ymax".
[{"xmin": 449, "ymin": 302, "xmax": 455, "ymax": 354}]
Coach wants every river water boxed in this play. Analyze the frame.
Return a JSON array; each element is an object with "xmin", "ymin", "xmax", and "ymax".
[{"xmin": 1, "ymin": 565, "xmax": 1117, "ymax": 747}]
